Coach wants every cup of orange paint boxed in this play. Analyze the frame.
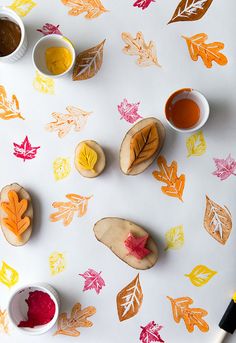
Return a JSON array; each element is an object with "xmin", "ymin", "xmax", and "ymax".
[{"xmin": 165, "ymin": 88, "xmax": 210, "ymax": 133}]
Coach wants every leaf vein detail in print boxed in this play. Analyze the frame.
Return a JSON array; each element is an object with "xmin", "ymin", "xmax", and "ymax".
[{"xmin": 169, "ymin": 0, "xmax": 213, "ymax": 23}]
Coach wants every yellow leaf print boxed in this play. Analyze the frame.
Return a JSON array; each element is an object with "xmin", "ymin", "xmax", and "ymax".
[
  {"xmin": 77, "ymin": 143, "xmax": 97, "ymax": 172},
  {"xmin": 185, "ymin": 265, "xmax": 217, "ymax": 287},
  {"xmin": 0, "ymin": 309, "xmax": 9, "ymax": 334},
  {"xmin": 0, "ymin": 261, "xmax": 19, "ymax": 288},
  {"xmin": 49, "ymin": 252, "xmax": 66, "ymax": 276},
  {"xmin": 9, "ymin": 0, "xmax": 36, "ymax": 17},
  {"xmin": 186, "ymin": 131, "xmax": 207, "ymax": 157},
  {"xmin": 53, "ymin": 157, "xmax": 71, "ymax": 181},
  {"xmin": 164, "ymin": 225, "xmax": 184, "ymax": 251},
  {"xmin": 33, "ymin": 71, "xmax": 55, "ymax": 95}
]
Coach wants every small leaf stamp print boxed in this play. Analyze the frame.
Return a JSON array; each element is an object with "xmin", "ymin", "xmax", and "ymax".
[
  {"xmin": 79, "ymin": 268, "xmax": 105, "ymax": 294},
  {"xmin": 164, "ymin": 225, "xmax": 184, "ymax": 251},
  {"xmin": 212, "ymin": 154, "xmax": 236, "ymax": 181},
  {"xmin": 140, "ymin": 321, "xmax": 164, "ymax": 343},
  {"xmin": 122, "ymin": 32, "xmax": 160, "ymax": 67},
  {"xmin": 33, "ymin": 71, "xmax": 55, "ymax": 95},
  {"xmin": 53, "ymin": 157, "xmax": 71, "ymax": 181},
  {"xmin": 204, "ymin": 195, "xmax": 232, "ymax": 245},
  {"xmin": 116, "ymin": 274, "xmax": 143, "ymax": 321},
  {"xmin": 167, "ymin": 296, "xmax": 209, "ymax": 333},
  {"xmin": 0, "ymin": 309, "xmax": 9, "ymax": 334},
  {"xmin": 0, "ymin": 261, "xmax": 19, "ymax": 288},
  {"xmin": 50, "ymin": 193, "xmax": 93, "ymax": 227},
  {"xmin": 54, "ymin": 302, "xmax": 96, "ymax": 337},
  {"xmin": 49, "ymin": 252, "xmax": 66, "ymax": 276},
  {"xmin": 61, "ymin": 0, "xmax": 108, "ymax": 19},
  {"xmin": 169, "ymin": 0, "xmax": 213, "ymax": 24},
  {"xmin": 153, "ymin": 156, "xmax": 185, "ymax": 201},
  {"xmin": 13, "ymin": 136, "xmax": 40, "ymax": 162},
  {"xmin": 133, "ymin": 0, "xmax": 155, "ymax": 10},
  {"xmin": 37, "ymin": 23, "xmax": 62, "ymax": 36},
  {"xmin": 118, "ymin": 98, "xmax": 142, "ymax": 124},
  {"xmin": 182, "ymin": 33, "xmax": 228, "ymax": 68},
  {"xmin": 185, "ymin": 265, "xmax": 217, "ymax": 287},
  {"xmin": 0, "ymin": 85, "xmax": 24, "ymax": 120},
  {"xmin": 186, "ymin": 131, "xmax": 206, "ymax": 157},
  {"xmin": 8, "ymin": 0, "xmax": 36, "ymax": 17},
  {"xmin": 46, "ymin": 106, "xmax": 92, "ymax": 138}
]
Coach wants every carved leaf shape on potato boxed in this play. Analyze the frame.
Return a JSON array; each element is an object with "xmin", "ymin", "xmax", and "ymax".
[
  {"xmin": 0, "ymin": 85, "xmax": 24, "ymax": 120},
  {"xmin": 77, "ymin": 143, "xmax": 97, "ymax": 172},
  {"xmin": 164, "ymin": 225, "xmax": 184, "ymax": 251},
  {"xmin": 128, "ymin": 123, "xmax": 159, "ymax": 172},
  {"xmin": 73, "ymin": 40, "xmax": 105, "ymax": 81},
  {"xmin": 169, "ymin": 0, "xmax": 213, "ymax": 24},
  {"xmin": 0, "ymin": 309, "xmax": 9, "ymax": 334},
  {"xmin": 167, "ymin": 296, "xmax": 209, "ymax": 333},
  {"xmin": 152, "ymin": 156, "xmax": 185, "ymax": 201},
  {"xmin": 61, "ymin": 0, "xmax": 108, "ymax": 19},
  {"xmin": 186, "ymin": 131, "xmax": 207, "ymax": 157},
  {"xmin": 117, "ymin": 274, "xmax": 143, "ymax": 321},
  {"xmin": 182, "ymin": 33, "xmax": 228, "ymax": 68},
  {"xmin": 1, "ymin": 190, "xmax": 30, "ymax": 237},
  {"xmin": 185, "ymin": 264, "xmax": 217, "ymax": 287},
  {"xmin": 204, "ymin": 195, "xmax": 232, "ymax": 245},
  {"xmin": 0, "ymin": 261, "xmax": 19, "ymax": 288},
  {"xmin": 122, "ymin": 32, "xmax": 160, "ymax": 67}
]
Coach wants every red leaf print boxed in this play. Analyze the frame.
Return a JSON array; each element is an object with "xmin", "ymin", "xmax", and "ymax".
[
  {"xmin": 124, "ymin": 233, "xmax": 151, "ymax": 260},
  {"xmin": 133, "ymin": 0, "xmax": 155, "ymax": 10},
  {"xmin": 13, "ymin": 136, "xmax": 40, "ymax": 162},
  {"xmin": 212, "ymin": 154, "xmax": 236, "ymax": 181},
  {"xmin": 140, "ymin": 321, "xmax": 164, "ymax": 343},
  {"xmin": 79, "ymin": 268, "xmax": 105, "ymax": 295},
  {"xmin": 37, "ymin": 23, "xmax": 62, "ymax": 36},
  {"xmin": 118, "ymin": 98, "xmax": 142, "ymax": 124}
]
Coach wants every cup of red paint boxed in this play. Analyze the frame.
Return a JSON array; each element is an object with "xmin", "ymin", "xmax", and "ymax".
[
  {"xmin": 8, "ymin": 283, "xmax": 60, "ymax": 335},
  {"xmin": 165, "ymin": 88, "xmax": 210, "ymax": 133}
]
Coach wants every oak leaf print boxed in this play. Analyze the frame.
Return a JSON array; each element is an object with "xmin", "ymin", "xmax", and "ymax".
[
  {"xmin": 212, "ymin": 154, "xmax": 236, "ymax": 181},
  {"xmin": 169, "ymin": 0, "xmax": 213, "ymax": 24},
  {"xmin": 186, "ymin": 131, "xmax": 206, "ymax": 157},
  {"xmin": 46, "ymin": 106, "xmax": 92, "ymax": 138},
  {"xmin": 0, "ymin": 85, "xmax": 24, "ymax": 120},
  {"xmin": 204, "ymin": 195, "xmax": 232, "ymax": 245},
  {"xmin": 33, "ymin": 71, "xmax": 55, "ymax": 95},
  {"xmin": 50, "ymin": 193, "xmax": 92, "ymax": 226},
  {"xmin": 0, "ymin": 309, "xmax": 9, "ymax": 334},
  {"xmin": 118, "ymin": 98, "xmax": 142, "ymax": 124},
  {"xmin": 133, "ymin": 0, "xmax": 155, "ymax": 10},
  {"xmin": 54, "ymin": 302, "xmax": 96, "ymax": 337},
  {"xmin": 185, "ymin": 264, "xmax": 217, "ymax": 287},
  {"xmin": 0, "ymin": 261, "xmax": 19, "ymax": 288},
  {"xmin": 79, "ymin": 268, "xmax": 105, "ymax": 294},
  {"xmin": 164, "ymin": 225, "xmax": 184, "ymax": 251},
  {"xmin": 37, "ymin": 23, "xmax": 62, "ymax": 36},
  {"xmin": 152, "ymin": 156, "xmax": 185, "ymax": 201},
  {"xmin": 182, "ymin": 33, "xmax": 228, "ymax": 68},
  {"xmin": 9, "ymin": 0, "xmax": 36, "ymax": 17},
  {"xmin": 167, "ymin": 296, "xmax": 209, "ymax": 333},
  {"xmin": 140, "ymin": 321, "xmax": 164, "ymax": 343},
  {"xmin": 61, "ymin": 0, "xmax": 108, "ymax": 19},
  {"xmin": 13, "ymin": 136, "xmax": 40, "ymax": 162},
  {"xmin": 49, "ymin": 252, "xmax": 66, "ymax": 276},
  {"xmin": 122, "ymin": 32, "xmax": 160, "ymax": 67},
  {"xmin": 53, "ymin": 157, "xmax": 71, "ymax": 181},
  {"xmin": 117, "ymin": 274, "xmax": 143, "ymax": 321}
]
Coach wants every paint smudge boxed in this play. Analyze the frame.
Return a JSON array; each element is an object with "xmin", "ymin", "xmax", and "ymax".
[{"xmin": 37, "ymin": 23, "xmax": 62, "ymax": 36}]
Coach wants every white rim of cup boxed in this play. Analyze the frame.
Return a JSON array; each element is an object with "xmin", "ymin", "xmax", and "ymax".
[
  {"xmin": 0, "ymin": 6, "xmax": 25, "ymax": 60},
  {"xmin": 7, "ymin": 283, "xmax": 60, "ymax": 335},
  {"xmin": 165, "ymin": 88, "xmax": 210, "ymax": 133},
  {"xmin": 32, "ymin": 34, "xmax": 76, "ymax": 78}
]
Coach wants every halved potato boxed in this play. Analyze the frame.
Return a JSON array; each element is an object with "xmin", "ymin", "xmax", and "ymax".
[
  {"xmin": 75, "ymin": 140, "xmax": 106, "ymax": 178},
  {"xmin": 0, "ymin": 183, "xmax": 33, "ymax": 246},
  {"xmin": 120, "ymin": 117, "xmax": 165, "ymax": 175},
  {"xmin": 93, "ymin": 217, "xmax": 158, "ymax": 270}
]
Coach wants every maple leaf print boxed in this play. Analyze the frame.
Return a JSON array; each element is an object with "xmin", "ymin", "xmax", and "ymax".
[
  {"xmin": 79, "ymin": 268, "xmax": 105, "ymax": 294},
  {"xmin": 133, "ymin": 0, "xmax": 155, "ymax": 10},
  {"xmin": 140, "ymin": 321, "xmax": 164, "ymax": 343},
  {"xmin": 13, "ymin": 136, "xmax": 40, "ymax": 162},
  {"xmin": 37, "ymin": 23, "xmax": 62, "ymax": 36},
  {"xmin": 118, "ymin": 98, "xmax": 142, "ymax": 124},
  {"xmin": 212, "ymin": 154, "xmax": 236, "ymax": 181},
  {"xmin": 124, "ymin": 233, "xmax": 151, "ymax": 259}
]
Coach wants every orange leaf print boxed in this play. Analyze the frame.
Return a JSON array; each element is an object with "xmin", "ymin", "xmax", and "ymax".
[
  {"xmin": 152, "ymin": 156, "xmax": 185, "ymax": 201},
  {"xmin": 1, "ymin": 191, "xmax": 30, "ymax": 237},
  {"xmin": 61, "ymin": 0, "xmax": 108, "ymax": 19},
  {"xmin": 0, "ymin": 85, "xmax": 24, "ymax": 120},
  {"xmin": 0, "ymin": 309, "xmax": 9, "ymax": 334},
  {"xmin": 50, "ymin": 193, "xmax": 92, "ymax": 226},
  {"xmin": 167, "ymin": 296, "xmax": 209, "ymax": 333},
  {"xmin": 182, "ymin": 33, "xmax": 228, "ymax": 68}
]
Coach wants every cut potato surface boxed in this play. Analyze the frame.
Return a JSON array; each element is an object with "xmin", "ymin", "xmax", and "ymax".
[
  {"xmin": 93, "ymin": 217, "xmax": 158, "ymax": 270},
  {"xmin": 0, "ymin": 183, "xmax": 33, "ymax": 246}
]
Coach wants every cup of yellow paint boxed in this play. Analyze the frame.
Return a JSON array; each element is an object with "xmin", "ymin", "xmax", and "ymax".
[{"xmin": 32, "ymin": 34, "xmax": 75, "ymax": 78}]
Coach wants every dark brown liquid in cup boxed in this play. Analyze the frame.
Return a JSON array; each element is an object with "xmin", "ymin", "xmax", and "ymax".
[{"xmin": 0, "ymin": 18, "xmax": 21, "ymax": 57}]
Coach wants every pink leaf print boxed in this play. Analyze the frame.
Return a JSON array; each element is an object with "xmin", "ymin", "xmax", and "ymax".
[
  {"xmin": 212, "ymin": 154, "xmax": 236, "ymax": 181},
  {"xmin": 79, "ymin": 268, "xmax": 105, "ymax": 295},
  {"xmin": 118, "ymin": 98, "xmax": 142, "ymax": 124},
  {"xmin": 37, "ymin": 23, "xmax": 62, "ymax": 36},
  {"xmin": 13, "ymin": 136, "xmax": 40, "ymax": 162},
  {"xmin": 140, "ymin": 321, "xmax": 164, "ymax": 343},
  {"xmin": 133, "ymin": 0, "xmax": 155, "ymax": 10}
]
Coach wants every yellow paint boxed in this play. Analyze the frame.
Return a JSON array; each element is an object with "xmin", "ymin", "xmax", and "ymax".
[
  {"xmin": 78, "ymin": 143, "xmax": 97, "ymax": 172},
  {"xmin": 0, "ymin": 309, "xmax": 8, "ymax": 334},
  {"xmin": 185, "ymin": 265, "xmax": 217, "ymax": 287},
  {"xmin": 49, "ymin": 252, "xmax": 66, "ymax": 276},
  {"xmin": 164, "ymin": 225, "xmax": 184, "ymax": 251},
  {"xmin": 9, "ymin": 0, "xmax": 36, "ymax": 17},
  {"xmin": 46, "ymin": 47, "xmax": 72, "ymax": 75},
  {"xmin": 186, "ymin": 131, "xmax": 207, "ymax": 157},
  {"xmin": 0, "ymin": 261, "xmax": 19, "ymax": 288},
  {"xmin": 53, "ymin": 157, "xmax": 71, "ymax": 181},
  {"xmin": 33, "ymin": 71, "xmax": 55, "ymax": 95}
]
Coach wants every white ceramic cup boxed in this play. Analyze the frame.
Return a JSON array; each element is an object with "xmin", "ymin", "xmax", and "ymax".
[
  {"xmin": 0, "ymin": 6, "xmax": 28, "ymax": 63},
  {"xmin": 165, "ymin": 88, "xmax": 210, "ymax": 133},
  {"xmin": 32, "ymin": 34, "xmax": 76, "ymax": 78},
  {"xmin": 8, "ymin": 283, "xmax": 60, "ymax": 335}
]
